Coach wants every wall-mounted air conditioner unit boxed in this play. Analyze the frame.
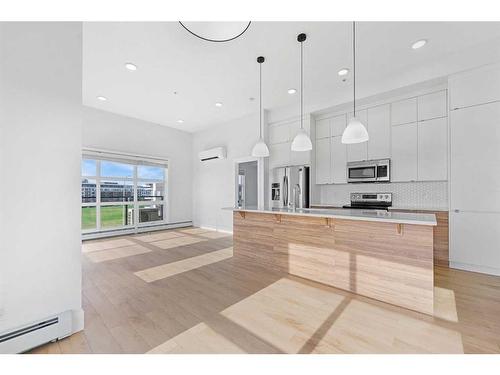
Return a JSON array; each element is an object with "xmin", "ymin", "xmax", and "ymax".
[
  {"xmin": 0, "ymin": 310, "xmax": 72, "ymax": 353},
  {"xmin": 198, "ymin": 147, "xmax": 226, "ymax": 162}
]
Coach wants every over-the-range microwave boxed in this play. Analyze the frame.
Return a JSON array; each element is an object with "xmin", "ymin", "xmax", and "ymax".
[{"xmin": 347, "ymin": 159, "xmax": 390, "ymax": 183}]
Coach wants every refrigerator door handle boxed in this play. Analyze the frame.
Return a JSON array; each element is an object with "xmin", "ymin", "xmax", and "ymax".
[{"xmin": 283, "ymin": 175, "xmax": 288, "ymax": 207}]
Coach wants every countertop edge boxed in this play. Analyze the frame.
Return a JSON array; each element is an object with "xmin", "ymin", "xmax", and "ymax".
[{"xmin": 224, "ymin": 207, "xmax": 437, "ymax": 226}]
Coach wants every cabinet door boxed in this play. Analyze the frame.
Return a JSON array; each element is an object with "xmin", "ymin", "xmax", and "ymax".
[
  {"xmin": 450, "ymin": 64, "xmax": 500, "ymax": 110},
  {"xmin": 269, "ymin": 124, "xmax": 290, "ymax": 144},
  {"xmin": 391, "ymin": 122, "xmax": 418, "ymax": 182},
  {"xmin": 331, "ymin": 114, "xmax": 347, "ymax": 136},
  {"xmin": 418, "ymin": 90, "xmax": 447, "ymax": 121},
  {"xmin": 367, "ymin": 104, "xmax": 391, "ymax": 160},
  {"xmin": 269, "ymin": 142, "xmax": 290, "ymax": 169},
  {"xmin": 315, "ymin": 118, "xmax": 330, "ymax": 139},
  {"xmin": 450, "ymin": 211, "xmax": 500, "ymax": 275},
  {"xmin": 346, "ymin": 110, "xmax": 368, "ymax": 162},
  {"xmin": 391, "ymin": 97, "xmax": 417, "ymax": 126},
  {"xmin": 418, "ymin": 117, "xmax": 448, "ymax": 181},
  {"xmin": 315, "ymin": 137, "xmax": 331, "ymax": 184},
  {"xmin": 450, "ymin": 102, "xmax": 500, "ymax": 212},
  {"xmin": 331, "ymin": 136, "xmax": 347, "ymax": 184}
]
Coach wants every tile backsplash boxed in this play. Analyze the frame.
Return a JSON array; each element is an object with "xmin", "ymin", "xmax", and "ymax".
[{"xmin": 315, "ymin": 181, "xmax": 448, "ymax": 210}]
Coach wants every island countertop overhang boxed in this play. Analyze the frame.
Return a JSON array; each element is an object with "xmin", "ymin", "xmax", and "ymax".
[{"xmin": 224, "ymin": 206, "xmax": 437, "ymax": 226}]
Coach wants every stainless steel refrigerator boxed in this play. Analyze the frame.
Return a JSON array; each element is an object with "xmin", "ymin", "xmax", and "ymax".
[{"xmin": 271, "ymin": 166, "xmax": 310, "ymax": 209}]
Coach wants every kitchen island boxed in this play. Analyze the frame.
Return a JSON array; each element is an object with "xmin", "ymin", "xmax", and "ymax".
[{"xmin": 226, "ymin": 207, "xmax": 437, "ymax": 315}]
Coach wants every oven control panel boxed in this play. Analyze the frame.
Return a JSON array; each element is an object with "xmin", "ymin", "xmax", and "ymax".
[{"xmin": 350, "ymin": 192, "xmax": 392, "ymax": 203}]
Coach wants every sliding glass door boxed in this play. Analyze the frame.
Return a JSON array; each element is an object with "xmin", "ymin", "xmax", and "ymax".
[{"xmin": 81, "ymin": 153, "xmax": 168, "ymax": 234}]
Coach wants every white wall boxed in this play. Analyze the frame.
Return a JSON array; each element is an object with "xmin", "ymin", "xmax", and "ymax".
[
  {"xmin": 192, "ymin": 113, "xmax": 264, "ymax": 232},
  {"xmin": 82, "ymin": 107, "xmax": 193, "ymax": 224},
  {"xmin": 0, "ymin": 23, "xmax": 83, "ymax": 333}
]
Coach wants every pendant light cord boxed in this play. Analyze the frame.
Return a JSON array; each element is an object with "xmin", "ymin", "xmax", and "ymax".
[
  {"xmin": 300, "ymin": 39, "xmax": 304, "ymax": 130},
  {"xmin": 259, "ymin": 62, "xmax": 263, "ymax": 138},
  {"xmin": 353, "ymin": 21, "xmax": 356, "ymax": 117}
]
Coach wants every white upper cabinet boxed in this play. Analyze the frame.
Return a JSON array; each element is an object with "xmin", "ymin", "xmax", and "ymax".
[
  {"xmin": 331, "ymin": 114, "xmax": 347, "ymax": 136},
  {"xmin": 367, "ymin": 104, "xmax": 391, "ymax": 160},
  {"xmin": 331, "ymin": 136, "xmax": 347, "ymax": 184},
  {"xmin": 418, "ymin": 90, "xmax": 447, "ymax": 121},
  {"xmin": 391, "ymin": 122, "xmax": 418, "ymax": 182},
  {"xmin": 269, "ymin": 124, "xmax": 290, "ymax": 144},
  {"xmin": 315, "ymin": 137, "xmax": 331, "ymax": 184},
  {"xmin": 417, "ymin": 117, "xmax": 448, "ymax": 181},
  {"xmin": 391, "ymin": 97, "xmax": 417, "ymax": 126},
  {"xmin": 269, "ymin": 142, "xmax": 290, "ymax": 169},
  {"xmin": 450, "ymin": 64, "xmax": 500, "ymax": 110},
  {"xmin": 346, "ymin": 110, "xmax": 368, "ymax": 162},
  {"xmin": 315, "ymin": 118, "xmax": 330, "ymax": 139},
  {"xmin": 450, "ymin": 101, "xmax": 500, "ymax": 212}
]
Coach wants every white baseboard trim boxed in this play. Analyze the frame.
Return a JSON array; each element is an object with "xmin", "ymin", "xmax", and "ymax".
[
  {"xmin": 71, "ymin": 308, "xmax": 85, "ymax": 333},
  {"xmin": 450, "ymin": 261, "xmax": 500, "ymax": 276},
  {"xmin": 82, "ymin": 221, "xmax": 193, "ymax": 241}
]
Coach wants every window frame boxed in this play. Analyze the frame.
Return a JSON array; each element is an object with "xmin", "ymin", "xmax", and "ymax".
[{"xmin": 81, "ymin": 150, "xmax": 169, "ymax": 235}]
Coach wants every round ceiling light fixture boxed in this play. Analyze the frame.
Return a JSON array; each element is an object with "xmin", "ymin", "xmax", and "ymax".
[
  {"xmin": 411, "ymin": 39, "xmax": 427, "ymax": 50},
  {"xmin": 176, "ymin": 119, "xmax": 184, "ymax": 124},
  {"xmin": 338, "ymin": 68, "xmax": 349, "ymax": 76},
  {"xmin": 215, "ymin": 102, "xmax": 223, "ymax": 107},
  {"xmin": 179, "ymin": 22, "xmax": 251, "ymax": 42},
  {"xmin": 125, "ymin": 62, "xmax": 137, "ymax": 71},
  {"xmin": 97, "ymin": 96, "xmax": 107, "ymax": 101},
  {"xmin": 287, "ymin": 88, "xmax": 297, "ymax": 94}
]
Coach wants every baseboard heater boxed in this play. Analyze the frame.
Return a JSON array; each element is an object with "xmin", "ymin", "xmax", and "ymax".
[{"xmin": 0, "ymin": 310, "xmax": 72, "ymax": 353}]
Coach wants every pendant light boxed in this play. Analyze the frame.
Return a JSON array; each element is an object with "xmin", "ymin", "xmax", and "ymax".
[
  {"xmin": 251, "ymin": 56, "xmax": 270, "ymax": 158},
  {"xmin": 342, "ymin": 22, "xmax": 369, "ymax": 144},
  {"xmin": 291, "ymin": 33, "xmax": 313, "ymax": 152}
]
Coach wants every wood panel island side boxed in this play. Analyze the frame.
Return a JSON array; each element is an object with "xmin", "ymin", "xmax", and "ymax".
[{"xmin": 228, "ymin": 207, "xmax": 437, "ymax": 315}]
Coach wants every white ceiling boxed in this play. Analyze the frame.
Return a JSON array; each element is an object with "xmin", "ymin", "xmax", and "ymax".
[{"xmin": 83, "ymin": 21, "xmax": 500, "ymax": 132}]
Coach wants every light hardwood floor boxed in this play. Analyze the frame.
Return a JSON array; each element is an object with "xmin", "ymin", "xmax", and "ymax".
[{"xmin": 28, "ymin": 227, "xmax": 500, "ymax": 354}]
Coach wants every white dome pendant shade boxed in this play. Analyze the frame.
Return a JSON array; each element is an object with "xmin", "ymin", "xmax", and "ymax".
[
  {"xmin": 251, "ymin": 138, "xmax": 270, "ymax": 157},
  {"xmin": 291, "ymin": 33, "xmax": 313, "ymax": 152},
  {"xmin": 291, "ymin": 129, "xmax": 313, "ymax": 151},
  {"xmin": 251, "ymin": 56, "xmax": 270, "ymax": 158},
  {"xmin": 342, "ymin": 21, "xmax": 369, "ymax": 145},
  {"xmin": 342, "ymin": 117, "xmax": 369, "ymax": 144}
]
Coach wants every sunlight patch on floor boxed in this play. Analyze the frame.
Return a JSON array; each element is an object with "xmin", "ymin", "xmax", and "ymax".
[
  {"xmin": 82, "ymin": 238, "xmax": 136, "ymax": 253},
  {"xmin": 84, "ymin": 244, "xmax": 151, "ymax": 263},
  {"xmin": 151, "ymin": 235, "xmax": 207, "ymax": 250},
  {"xmin": 134, "ymin": 231, "xmax": 184, "ymax": 243},
  {"xmin": 134, "ymin": 247, "xmax": 233, "ymax": 282},
  {"xmin": 147, "ymin": 322, "xmax": 246, "ymax": 354},
  {"xmin": 434, "ymin": 286, "xmax": 459, "ymax": 322}
]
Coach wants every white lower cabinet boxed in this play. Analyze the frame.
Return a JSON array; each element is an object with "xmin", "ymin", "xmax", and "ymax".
[
  {"xmin": 417, "ymin": 117, "xmax": 448, "ymax": 181},
  {"xmin": 315, "ymin": 138, "xmax": 331, "ymax": 184},
  {"xmin": 391, "ymin": 122, "xmax": 418, "ymax": 182},
  {"xmin": 450, "ymin": 211, "xmax": 500, "ymax": 275},
  {"xmin": 331, "ymin": 136, "xmax": 347, "ymax": 184}
]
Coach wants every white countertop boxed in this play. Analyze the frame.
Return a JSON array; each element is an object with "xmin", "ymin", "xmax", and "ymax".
[{"xmin": 225, "ymin": 206, "xmax": 437, "ymax": 226}]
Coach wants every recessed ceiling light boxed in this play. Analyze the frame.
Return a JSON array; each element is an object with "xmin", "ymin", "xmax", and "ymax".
[
  {"xmin": 249, "ymin": 97, "xmax": 255, "ymax": 101},
  {"xmin": 125, "ymin": 62, "xmax": 137, "ymax": 71},
  {"xmin": 287, "ymin": 88, "xmax": 297, "ymax": 94},
  {"xmin": 215, "ymin": 102, "xmax": 223, "ymax": 107},
  {"xmin": 176, "ymin": 119, "xmax": 184, "ymax": 124},
  {"xmin": 411, "ymin": 39, "xmax": 427, "ymax": 50},
  {"xmin": 338, "ymin": 68, "xmax": 349, "ymax": 76},
  {"xmin": 97, "ymin": 96, "xmax": 107, "ymax": 101}
]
